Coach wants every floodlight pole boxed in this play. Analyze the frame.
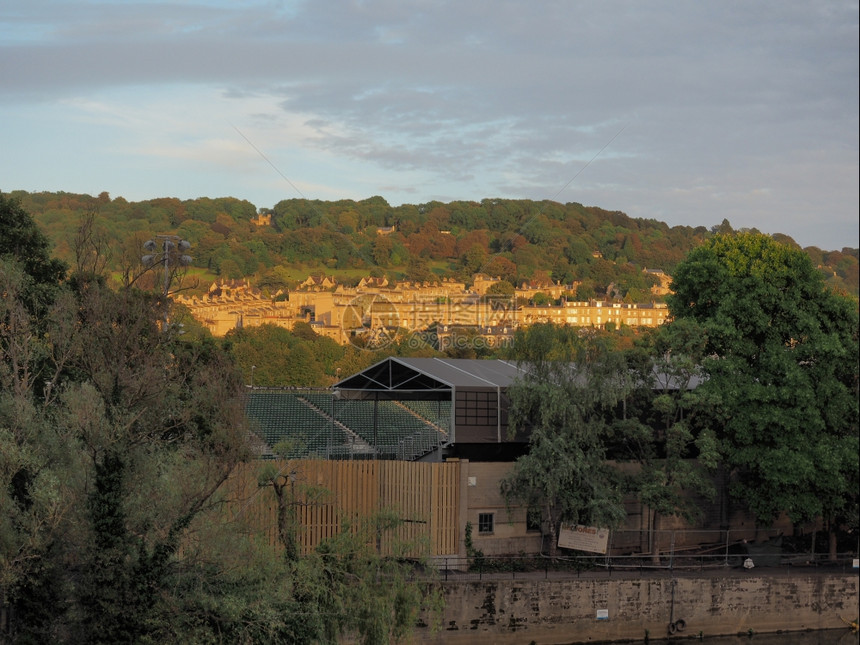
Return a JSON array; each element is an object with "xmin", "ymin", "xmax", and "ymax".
[
  {"xmin": 142, "ymin": 234, "xmax": 192, "ymax": 329},
  {"xmin": 162, "ymin": 239, "xmax": 171, "ymax": 299}
]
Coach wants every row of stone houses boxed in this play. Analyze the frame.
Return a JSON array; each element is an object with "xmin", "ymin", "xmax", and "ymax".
[{"xmin": 176, "ymin": 273, "xmax": 669, "ymax": 341}]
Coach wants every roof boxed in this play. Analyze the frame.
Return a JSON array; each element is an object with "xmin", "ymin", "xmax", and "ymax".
[
  {"xmin": 334, "ymin": 357, "xmax": 528, "ymax": 400},
  {"xmin": 333, "ymin": 356, "xmax": 703, "ymax": 402}
]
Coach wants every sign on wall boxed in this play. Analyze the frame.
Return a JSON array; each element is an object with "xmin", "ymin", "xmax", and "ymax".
[{"xmin": 557, "ymin": 524, "xmax": 610, "ymax": 554}]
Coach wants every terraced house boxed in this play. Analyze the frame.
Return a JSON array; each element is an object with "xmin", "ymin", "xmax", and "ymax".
[{"xmin": 177, "ymin": 272, "xmax": 669, "ymax": 342}]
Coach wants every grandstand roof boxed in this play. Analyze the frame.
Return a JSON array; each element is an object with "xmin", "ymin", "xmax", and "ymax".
[{"xmin": 333, "ymin": 357, "xmax": 528, "ymax": 400}]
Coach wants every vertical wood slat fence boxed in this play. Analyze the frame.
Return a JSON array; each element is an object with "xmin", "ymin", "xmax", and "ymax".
[{"xmin": 223, "ymin": 459, "xmax": 461, "ymax": 557}]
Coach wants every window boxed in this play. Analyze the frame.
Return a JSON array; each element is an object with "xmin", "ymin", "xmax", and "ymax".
[
  {"xmin": 478, "ymin": 513, "xmax": 494, "ymax": 534},
  {"xmin": 455, "ymin": 391, "xmax": 498, "ymax": 427}
]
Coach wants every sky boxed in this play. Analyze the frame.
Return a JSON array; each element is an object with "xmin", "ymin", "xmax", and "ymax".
[{"xmin": 1, "ymin": 1, "xmax": 858, "ymax": 251}]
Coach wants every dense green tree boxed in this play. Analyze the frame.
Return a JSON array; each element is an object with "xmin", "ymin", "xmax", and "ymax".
[
  {"xmin": 0, "ymin": 198, "xmax": 73, "ymax": 635},
  {"xmin": 226, "ymin": 324, "xmax": 332, "ymax": 387},
  {"xmin": 183, "ymin": 196, "xmax": 220, "ymax": 223},
  {"xmin": 618, "ymin": 319, "xmax": 720, "ymax": 560},
  {"xmin": 404, "ymin": 256, "xmax": 437, "ymax": 284},
  {"xmin": 484, "ymin": 280, "xmax": 515, "ymax": 297},
  {"xmin": 2, "ymin": 204, "xmax": 438, "ymax": 643},
  {"xmin": 668, "ymin": 233, "xmax": 859, "ymax": 558},
  {"xmin": 574, "ymin": 281, "xmax": 597, "ymax": 301},
  {"xmin": 371, "ymin": 235, "xmax": 394, "ymax": 267},
  {"xmin": 500, "ymin": 324, "xmax": 630, "ymax": 556},
  {"xmin": 1, "ymin": 253, "xmax": 249, "ymax": 641},
  {"xmin": 61, "ymin": 281, "xmax": 250, "ymax": 643},
  {"xmin": 531, "ymin": 292, "xmax": 553, "ymax": 306},
  {"xmin": 0, "ymin": 193, "xmax": 67, "ymax": 311},
  {"xmin": 0, "ymin": 259, "xmax": 70, "ymax": 638},
  {"xmin": 710, "ymin": 218, "xmax": 734, "ymax": 235},
  {"xmin": 461, "ymin": 244, "xmax": 487, "ymax": 274}
]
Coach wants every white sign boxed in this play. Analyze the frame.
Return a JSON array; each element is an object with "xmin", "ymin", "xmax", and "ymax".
[
  {"xmin": 596, "ymin": 609, "xmax": 609, "ymax": 621},
  {"xmin": 557, "ymin": 524, "xmax": 610, "ymax": 554}
]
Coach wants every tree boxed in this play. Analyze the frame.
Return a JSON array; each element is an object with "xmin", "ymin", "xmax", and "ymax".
[
  {"xmin": 500, "ymin": 324, "xmax": 630, "ymax": 556},
  {"xmin": 0, "ymin": 194, "xmax": 67, "ymax": 286},
  {"xmin": 668, "ymin": 233, "xmax": 859, "ymax": 559},
  {"xmin": 483, "ymin": 255, "xmax": 517, "ymax": 283},
  {"xmin": 1, "ymin": 205, "xmax": 242, "ymax": 640},
  {"xmin": 532, "ymin": 292, "xmax": 553, "ymax": 306},
  {"xmin": 371, "ymin": 235, "xmax": 393, "ymax": 267},
  {"xmin": 57, "ymin": 280, "xmax": 250, "ymax": 643},
  {"xmin": 225, "ymin": 324, "xmax": 334, "ymax": 387},
  {"xmin": 574, "ymin": 281, "xmax": 596, "ymax": 301},
  {"xmin": 2, "ymin": 204, "xmax": 439, "ymax": 643},
  {"xmin": 0, "ymin": 259, "xmax": 71, "ymax": 639},
  {"xmin": 0, "ymin": 193, "xmax": 67, "ymax": 317},
  {"xmin": 461, "ymin": 244, "xmax": 487, "ymax": 274},
  {"xmin": 618, "ymin": 319, "xmax": 719, "ymax": 560},
  {"xmin": 404, "ymin": 256, "xmax": 437, "ymax": 284}
]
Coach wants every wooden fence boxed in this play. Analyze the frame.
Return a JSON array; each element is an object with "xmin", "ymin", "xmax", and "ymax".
[{"xmin": 222, "ymin": 459, "xmax": 461, "ymax": 557}]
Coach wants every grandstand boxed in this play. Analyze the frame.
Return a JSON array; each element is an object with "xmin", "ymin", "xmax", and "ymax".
[
  {"xmin": 245, "ymin": 390, "xmax": 355, "ymax": 459},
  {"xmin": 329, "ymin": 397, "xmax": 449, "ymax": 459},
  {"xmin": 334, "ymin": 357, "xmax": 530, "ymax": 447},
  {"xmin": 246, "ymin": 358, "xmax": 535, "ymax": 461},
  {"xmin": 245, "ymin": 389, "xmax": 448, "ymax": 460}
]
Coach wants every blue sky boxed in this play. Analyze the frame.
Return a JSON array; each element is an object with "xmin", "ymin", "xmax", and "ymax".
[{"xmin": 1, "ymin": 0, "xmax": 857, "ymax": 250}]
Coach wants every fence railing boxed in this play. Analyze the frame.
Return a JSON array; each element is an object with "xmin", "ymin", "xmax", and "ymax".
[{"xmin": 432, "ymin": 552, "xmax": 859, "ymax": 582}]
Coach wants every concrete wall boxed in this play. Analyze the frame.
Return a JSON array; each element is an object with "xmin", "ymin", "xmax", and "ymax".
[
  {"xmin": 461, "ymin": 461, "xmax": 541, "ymax": 557},
  {"xmin": 458, "ymin": 460, "xmax": 797, "ymax": 559},
  {"xmin": 411, "ymin": 573, "xmax": 859, "ymax": 644}
]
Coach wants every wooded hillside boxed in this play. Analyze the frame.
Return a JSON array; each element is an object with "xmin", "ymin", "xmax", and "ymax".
[{"xmin": 8, "ymin": 190, "xmax": 858, "ymax": 297}]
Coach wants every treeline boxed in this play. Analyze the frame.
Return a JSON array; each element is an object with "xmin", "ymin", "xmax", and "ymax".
[
  {"xmin": 8, "ymin": 190, "xmax": 859, "ymax": 297},
  {"xmin": 218, "ymin": 318, "xmax": 516, "ymax": 389}
]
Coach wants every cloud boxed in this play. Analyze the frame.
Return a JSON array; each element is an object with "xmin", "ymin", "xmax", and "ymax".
[{"xmin": 0, "ymin": 0, "xmax": 856, "ymax": 248}]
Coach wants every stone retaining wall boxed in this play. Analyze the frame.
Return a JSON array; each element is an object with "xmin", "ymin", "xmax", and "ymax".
[{"xmin": 411, "ymin": 573, "xmax": 859, "ymax": 644}]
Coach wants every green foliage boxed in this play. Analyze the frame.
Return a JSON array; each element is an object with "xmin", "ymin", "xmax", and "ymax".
[
  {"xmin": 311, "ymin": 510, "xmax": 441, "ymax": 645},
  {"xmin": 0, "ymin": 193, "xmax": 67, "ymax": 285},
  {"xmin": 617, "ymin": 320, "xmax": 720, "ymax": 554},
  {"xmin": 0, "ymin": 265, "xmax": 246, "ymax": 641},
  {"xmin": 226, "ymin": 323, "xmax": 344, "ymax": 387},
  {"xmin": 404, "ymin": 256, "xmax": 437, "ymax": 284},
  {"xmin": 485, "ymin": 280, "xmax": 515, "ymax": 297},
  {"xmin": 531, "ymin": 291, "xmax": 553, "ymax": 306},
  {"xmin": 0, "ymin": 193, "xmax": 68, "ymax": 315},
  {"xmin": 1, "ymin": 203, "xmax": 438, "ymax": 644},
  {"xmin": 460, "ymin": 243, "xmax": 487, "ymax": 274},
  {"xmin": 501, "ymin": 325, "xmax": 630, "ymax": 555},
  {"xmin": 669, "ymin": 233, "xmax": 859, "ymax": 530},
  {"xmin": 574, "ymin": 281, "xmax": 597, "ymax": 301},
  {"xmin": 371, "ymin": 235, "xmax": 394, "ymax": 267}
]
